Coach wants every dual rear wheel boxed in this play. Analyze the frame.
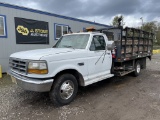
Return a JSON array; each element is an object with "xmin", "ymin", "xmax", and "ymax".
[{"xmin": 133, "ymin": 61, "xmax": 141, "ymax": 77}]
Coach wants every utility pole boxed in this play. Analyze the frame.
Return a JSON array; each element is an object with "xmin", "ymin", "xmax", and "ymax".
[{"xmin": 140, "ymin": 17, "xmax": 143, "ymax": 30}]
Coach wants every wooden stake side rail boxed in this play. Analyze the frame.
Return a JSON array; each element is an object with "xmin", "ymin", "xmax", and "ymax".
[{"xmin": 108, "ymin": 27, "xmax": 154, "ymax": 62}]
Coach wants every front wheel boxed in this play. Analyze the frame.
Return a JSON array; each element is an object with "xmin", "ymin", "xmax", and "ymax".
[
  {"xmin": 49, "ymin": 74, "xmax": 78, "ymax": 106},
  {"xmin": 133, "ymin": 61, "xmax": 141, "ymax": 77}
]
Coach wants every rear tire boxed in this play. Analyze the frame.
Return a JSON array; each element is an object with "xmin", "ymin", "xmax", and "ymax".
[
  {"xmin": 133, "ymin": 61, "xmax": 141, "ymax": 77},
  {"xmin": 49, "ymin": 74, "xmax": 78, "ymax": 106}
]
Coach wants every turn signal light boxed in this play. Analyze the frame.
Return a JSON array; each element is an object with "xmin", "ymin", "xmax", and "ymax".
[{"xmin": 28, "ymin": 69, "xmax": 48, "ymax": 74}]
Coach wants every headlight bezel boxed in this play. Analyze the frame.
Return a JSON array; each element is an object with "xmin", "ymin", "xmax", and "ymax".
[{"xmin": 27, "ymin": 60, "xmax": 48, "ymax": 74}]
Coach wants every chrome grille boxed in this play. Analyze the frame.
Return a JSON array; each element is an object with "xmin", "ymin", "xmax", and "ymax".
[{"xmin": 9, "ymin": 58, "xmax": 28, "ymax": 74}]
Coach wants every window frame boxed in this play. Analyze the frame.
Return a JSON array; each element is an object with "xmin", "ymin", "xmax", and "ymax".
[
  {"xmin": 0, "ymin": 15, "xmax": 7, "ymax": 38},
  {"xmin": 54, "ymin": 23, "xmax": 69, "ymax": 40},
  {"xmin": 89, "ymin": 35, "xmax": 106, "ymax": 51}
]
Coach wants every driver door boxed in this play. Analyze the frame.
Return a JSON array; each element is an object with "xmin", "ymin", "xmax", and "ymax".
[{"xmin": 87, "ymin": 35, "xmax": 112, "ymax": 81}]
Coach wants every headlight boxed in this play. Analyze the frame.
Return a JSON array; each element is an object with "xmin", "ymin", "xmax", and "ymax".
[{"xmin": 28, "ymin": 61, "xmax": 48, "ymax": 74}]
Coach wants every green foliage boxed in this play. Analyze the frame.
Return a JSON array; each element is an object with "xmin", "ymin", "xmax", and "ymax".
[
  {"xmin": 156, "ymin": 30, "xmax": 160, "ymax": 45},
  {"xmin": 112, "ymin": 15, "xmax": 124, "ymax": 27},
  {"xmin": 142, "ymin": 21, "xmax": 157, "ymax": 32},
  {"xmin": 140, "ymin": 21, "xmax": 160, "ymax": 45}
]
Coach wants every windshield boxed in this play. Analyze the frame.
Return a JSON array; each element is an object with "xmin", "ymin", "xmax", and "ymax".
[{"xmin": 55, "ymin": 34, "xmax": 90, "ymax": 49}]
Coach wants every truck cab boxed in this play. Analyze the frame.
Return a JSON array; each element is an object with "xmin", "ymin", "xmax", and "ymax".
[{"xmin": 8, "ymin": 32, "xmax": 114, "ymax": 106}]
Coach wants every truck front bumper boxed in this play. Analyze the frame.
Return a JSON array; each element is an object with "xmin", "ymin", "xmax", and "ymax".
[{"xmin": 8, "ymin": 70, "xmax": 54, "ymax": 92}]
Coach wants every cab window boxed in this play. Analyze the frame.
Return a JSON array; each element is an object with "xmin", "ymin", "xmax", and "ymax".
[{"xmin": 90, "ymin": 35, "xmax": 106, "ymax": 51}]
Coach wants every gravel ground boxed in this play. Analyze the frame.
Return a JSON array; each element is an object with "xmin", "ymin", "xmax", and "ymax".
[{"xmin": 0, "ymin": 54, "xmax": 160, "ymax": 120}]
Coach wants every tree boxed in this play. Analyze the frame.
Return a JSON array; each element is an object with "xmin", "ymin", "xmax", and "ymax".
[
  {"xmin": 142, "ymin": 21, "xmax": 160, "ymax": 45},
  {"xmin": 156, "ymin": 30, "xmax": 160, "ymax": 45},
  {"xmin": 142, "ymin": 21, "xmax": 157, "ymax": 32},
  {"xmin": 112, "ymin": 15, "xmax": 124, "ymax": 27}
]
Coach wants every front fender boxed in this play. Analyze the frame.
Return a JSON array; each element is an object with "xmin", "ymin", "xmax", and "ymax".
[{"xmin": 49, "ymin": 64, "xmax": 82, "ymax": 77}]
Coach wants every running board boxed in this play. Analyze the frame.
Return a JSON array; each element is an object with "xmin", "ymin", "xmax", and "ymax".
[
  {"xmin": 85, "ymin": 74, "xmax": 114, "ymax": 86},
  {"xmin": 115, "ymin": 70, "xmax": 135, "ymax": 76}
]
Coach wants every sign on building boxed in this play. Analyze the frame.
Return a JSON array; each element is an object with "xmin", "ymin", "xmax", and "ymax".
[{"xmin": 15, "ymin": 17, "xmax": 49, "ymax": 44}]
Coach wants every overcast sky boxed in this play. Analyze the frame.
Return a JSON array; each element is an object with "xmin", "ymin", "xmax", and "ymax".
[{"xmin": 0, "ymin": 0, "xmax": 160, "ymax": 27}]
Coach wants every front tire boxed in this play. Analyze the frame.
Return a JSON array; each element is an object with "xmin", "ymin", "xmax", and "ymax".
[
  {"xmin": 133, "ymin": 61, "xmax": 141, "ymax": 77},
  {"xmin": 49, "ymin": 74, "xmax": 78, "ymax": 106}
]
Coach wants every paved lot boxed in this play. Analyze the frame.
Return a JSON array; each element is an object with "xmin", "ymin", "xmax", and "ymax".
[{"xmin": 0, "ymin": 54, "xmax": 160, "ymax": 120}]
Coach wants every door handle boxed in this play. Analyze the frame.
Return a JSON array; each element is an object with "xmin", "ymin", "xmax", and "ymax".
[{"xmin": 78, "ymin": 63, "xmax": 84, "ymax": 66}]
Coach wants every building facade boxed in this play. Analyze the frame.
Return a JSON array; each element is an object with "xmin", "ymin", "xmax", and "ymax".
[{"xmin": 0, "ymin": 2, "xmax": 110, "ymax": 72}]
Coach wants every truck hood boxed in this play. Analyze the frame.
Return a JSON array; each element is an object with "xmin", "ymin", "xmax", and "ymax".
[{"xmin": 10, "ymin": 48, "xmax": 75, "ymax": 60}]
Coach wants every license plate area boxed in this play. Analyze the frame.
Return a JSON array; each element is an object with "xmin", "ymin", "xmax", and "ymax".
[{"xmin": 11, "ymin": 76, "xmax": 17, "ymax": 84}]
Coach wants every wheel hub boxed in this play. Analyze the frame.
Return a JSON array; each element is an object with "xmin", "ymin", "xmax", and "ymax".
[
  {"xmin": 60, "ymin": 80, "xmax": 74, "ymax": 100},
  {"xmin": 137, "ymin": 64, "xmax": 141, "ymax": 73}
]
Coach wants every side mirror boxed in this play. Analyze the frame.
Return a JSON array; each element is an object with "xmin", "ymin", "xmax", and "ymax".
[{"xmin": 106, "ymin": 41, "xmax": 115, "ymax": 50}]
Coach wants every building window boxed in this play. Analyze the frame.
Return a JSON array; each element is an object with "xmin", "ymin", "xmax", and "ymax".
[
  {"xmin": 55, "ymin": 23, "xmax": 68, "ymax": 40},
  {"xmin": 0, "ymin": 15, "xmax": 7, "ymax": 38}
]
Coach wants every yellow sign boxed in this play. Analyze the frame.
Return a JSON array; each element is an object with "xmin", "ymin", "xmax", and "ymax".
[
  {"xmin": 153, "ymin": 49, "xmax": 160, "ymax": 54},
  {"xmin": 16, "ymin": 25, "xmax": 29, "ymax": 36}
]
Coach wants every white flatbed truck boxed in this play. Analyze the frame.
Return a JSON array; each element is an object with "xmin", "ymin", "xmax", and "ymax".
[{"xmin": 8, "ymin": 27, "xmax": 154, "ymax": 106}]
